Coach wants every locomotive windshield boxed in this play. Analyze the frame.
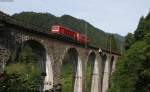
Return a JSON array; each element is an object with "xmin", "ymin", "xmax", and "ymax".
[{"xmin": 52, "ymin": 26, "xmax": 60, "ymax": 32}]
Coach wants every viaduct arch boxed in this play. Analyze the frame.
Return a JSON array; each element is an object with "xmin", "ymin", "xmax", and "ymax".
[
  {"xmin": 20, "ymin": 40, "xmax": 54, "ymax": 91},
  {"xmin": 0, "ymin": 27, "xmax": 119, "ymax": 92},
  {"xmin": 0, "ymin": 13, "xmax": 120, "ymax": 92}
]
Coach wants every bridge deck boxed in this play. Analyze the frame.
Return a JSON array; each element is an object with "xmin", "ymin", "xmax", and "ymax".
[{"xmin": 0, "ymin": 11, "xmax": 121, "ymax": 56}]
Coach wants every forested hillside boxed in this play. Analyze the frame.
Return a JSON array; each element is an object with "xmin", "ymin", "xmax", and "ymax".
[
  {"xmin": 12, "ymin": 12, "xmax": 123, "ymax": 52},
  {"xmin": 108, "ymin": 12, "xmax": 150, "ymax": 92}
]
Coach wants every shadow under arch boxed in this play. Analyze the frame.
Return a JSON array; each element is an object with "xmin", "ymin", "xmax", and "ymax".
[
  {"xmin": 100, "ymin": 54, "xmax": 107, "ymax": 92},
  {"xmin": 60, "ymin": 48, "xmax": 78, "ymax": 92},
  {"xmin": 0, "ymin": 29, "xmax": 16, "ymax": 50},
  {"xmin": 86, "ymin": 51, "xmax": 96, "ymax": 92},
  {"xmin": 109, "ymin": 56, "xmax": 114, "ymax": 76},
  {"xmin": 17, "ymin": 40, "xmax": 53, "ymax": 91},
  {"xmin": 101, "ymin": 54, "xmax": 107, "ymax": 75},
  {"xmin": 21, "ymin": 40, "xmax": 46, "ymax": 73}
]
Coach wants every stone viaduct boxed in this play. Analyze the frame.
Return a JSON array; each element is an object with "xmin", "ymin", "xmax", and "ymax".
[{"xmin": 0, "ymin": 12, "xmax": 120, "ymax": 92}]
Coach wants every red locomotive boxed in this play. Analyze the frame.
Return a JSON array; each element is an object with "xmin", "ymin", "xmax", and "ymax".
[{"xmin": 51, "ymin": 25, "xmax": 89, "ymax": 45}]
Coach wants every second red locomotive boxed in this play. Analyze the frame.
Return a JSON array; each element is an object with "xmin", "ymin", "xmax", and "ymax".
[{"xmin": 51, "ymin": 25, "xmax": 89, "ymax": 45}]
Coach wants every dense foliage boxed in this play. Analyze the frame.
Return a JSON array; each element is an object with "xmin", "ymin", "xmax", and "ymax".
[
  {"xmin": 124, "ymin": 33, "xmax": 135, "ymax": 50},
  {"xmin": 12, "ymin": 12, "xmax": 123, "ymax": 52},
  {"xmin": 0, "ymin": 44, "xmax": 42, "ymax": 91},
  {"xmin": 60, "ymin": 53, "xmax": 73, "ymax": 92},
  {"xmin": 108, "ymin": 12, "xmax": 150, "ymax": 92}
]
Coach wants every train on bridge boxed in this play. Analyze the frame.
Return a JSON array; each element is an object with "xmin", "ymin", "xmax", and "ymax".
[{"xmin": 51, "ymin": 25, "xmax": 89, "ymax": 45}]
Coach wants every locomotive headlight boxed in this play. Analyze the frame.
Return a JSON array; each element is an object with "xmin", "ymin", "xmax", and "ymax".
[{"xmin": 52, "ymin": 29, "xmax": 59, "ymax": 32}]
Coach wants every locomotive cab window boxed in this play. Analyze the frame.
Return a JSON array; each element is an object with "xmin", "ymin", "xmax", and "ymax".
[{"xmin": 52, "ymin": 26, "xmax": 60, "ymax": 32}]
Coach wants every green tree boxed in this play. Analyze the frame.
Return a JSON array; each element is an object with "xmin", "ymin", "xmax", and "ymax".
[
  {"xmin": 108, "ymin": 41, "xmax": 150, "ymax": 92},
  {"xmin": 145, "ymin": 12, "xmax": 150, "ymax": 20},
  {"xmin": 108, "ymin": 12, "xmax": 150, "ymax": 92},
  {"xmin": 0, "ymin": 44, "xmax": 41, "ymax": 91},
  {"xmin": 124, "ymin": 33, "xmax": 135, "ymax": 50}
]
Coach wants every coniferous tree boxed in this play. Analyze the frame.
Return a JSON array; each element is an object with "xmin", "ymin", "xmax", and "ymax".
[
  {"xmin": 108, "ymin": 12, "xmax": 150, "ymax": 92},
  {"xmin": 124, "ymin": 33, "xmax": 135, "ymax": 50}
]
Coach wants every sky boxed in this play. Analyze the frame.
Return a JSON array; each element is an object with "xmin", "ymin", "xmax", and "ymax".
[{"xmin": 0, "ymin": 0, "xmax": 150, "ymax": 36}]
